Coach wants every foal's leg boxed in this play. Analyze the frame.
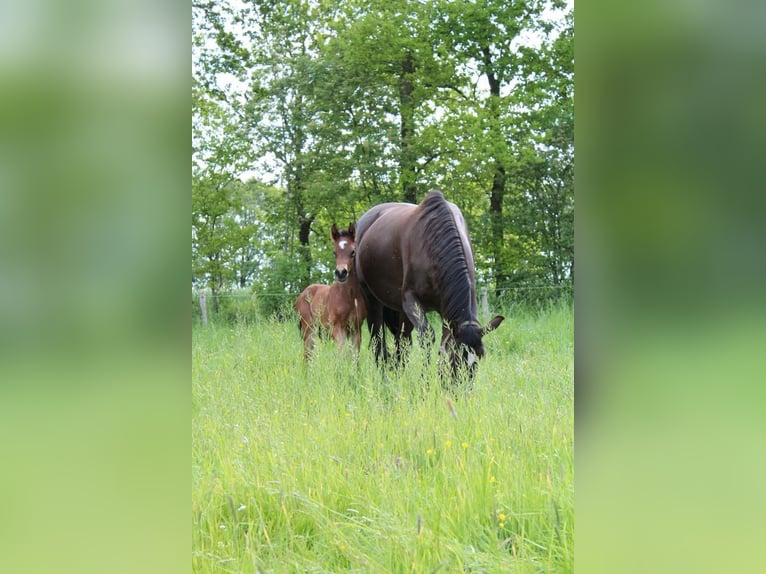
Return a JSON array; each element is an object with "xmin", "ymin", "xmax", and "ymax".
[
  {"xmin": 296, "ymin": 304, "xmax": 313, "ymax": 360},
  {"xmin": 331, "ymin": 321, "xmax": 347, "ymax": 350},
  {"xmin": 302, "ymin": 323, "xmax": 315, "ymax": 360},
  {"xmin": 297, "ymin": 289, "xmax": 320, "ymax": 361},
  {"xmin": 349, "ymin": 323, "xmax": 362, "ymax": 355}
]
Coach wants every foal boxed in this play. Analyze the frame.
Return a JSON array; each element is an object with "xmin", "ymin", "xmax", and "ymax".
[{"xmin": 295, "ymin": 223, "xmax": 367, "ymax": 359}]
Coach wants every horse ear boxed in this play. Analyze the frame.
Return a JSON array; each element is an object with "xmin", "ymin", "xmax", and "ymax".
[
  {"xmin": 348, "ymin": 222, "xmax": 356, "ymax": 238},
  {"xmin": 331, "ymin": 223, "xmax": 340, "ymax": 240},
  {"xmin": 481, "ymin": 315, "xmax": 504, "ymax": 336}
]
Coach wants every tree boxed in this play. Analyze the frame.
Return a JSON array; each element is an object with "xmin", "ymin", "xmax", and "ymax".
[
  {"xmin": 192, "ymin": 70, "xmax": 254, "ymax": 309},
  {"xmin": 426, "ymin": 0, "xmax": 568, "ymax": 295},
  {"xmin": 191, "ymin": 0, "xmax": 574, "ymax": 308},
  {"xmin": 509, "ymin": 8, "xmax": 573, "ymax": 292},
  {"xmin": 236, "ymin": 1, "xmax": 332, "ymax": 287},
  {"xmin": 321, "ymin": 0, "xmax": 459, "ymax": 203}
]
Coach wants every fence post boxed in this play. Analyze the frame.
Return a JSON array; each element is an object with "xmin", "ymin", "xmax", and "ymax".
[
  {"xmin": 481, "ymin": 287, "xmax": 489, "ymax": 318},
  {"xmin": 199, "ymin": 291, "xmax": 208, "ymax": 326}
]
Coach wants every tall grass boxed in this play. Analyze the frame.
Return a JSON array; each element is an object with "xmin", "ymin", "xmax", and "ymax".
[{"xmin": 192, "ymin": 302, "xmax": 573, "ymax": 573}]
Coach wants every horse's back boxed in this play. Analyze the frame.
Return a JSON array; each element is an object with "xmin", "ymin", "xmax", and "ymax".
[
  {"xmin": 355, "ymin": 202, "xmax": 418, "ymax": 309},
  {"xmin": 355, "ymin": 201, "xmax": 412, "ymax": 242},
  {"xmin": 357, "ymin": 191, "xmax": 461, "ymax": 253}
]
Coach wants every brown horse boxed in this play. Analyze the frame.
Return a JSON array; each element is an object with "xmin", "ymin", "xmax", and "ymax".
[
  {"xmin": 295, "ymin": 223, "xmax": 367, "ymax": 360},
  {"xmin": 355, "ymin": 190, "xmax": 504, "ymax": 382}
]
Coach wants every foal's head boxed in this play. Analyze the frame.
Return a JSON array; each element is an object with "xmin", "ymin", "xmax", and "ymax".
[{"xmin": 330, "ymin": 223, "xmax": 357, "ymax": 283}]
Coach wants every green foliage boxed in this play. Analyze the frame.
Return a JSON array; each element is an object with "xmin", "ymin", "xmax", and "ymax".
[
  {"xmin": 192, "ymin": 0, "xmax": 574, "ymax": 304},
  {"xmin": 192, "ymin": 302, "xmax": 573, "ymax": 572}
]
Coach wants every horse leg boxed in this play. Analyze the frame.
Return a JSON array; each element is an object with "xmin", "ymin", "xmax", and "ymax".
[
  {"xmin": 350, "ymin": 327, "xmax": 362, "ymax": 355},
  {"xmin": 366, "ymin": 299, "xmax": 389, "ymax": 365},
  {"xmin": 332, "ymin": 321, "xmax": 347, "ymax": 350},
  {"xmin": 384, "ymin": 308, "xmax": 412, "ymax": 368},
  {"xmin": 397, "ymin": 316, "xmax": 414, "ymax": 365},
  {"xmin": 401, "ymin": 291, "xmax": 435, "ymax": 347},
  {"xmin": 296, "ymin": 289, "xmax": 319, "ymax": 361},
  {"xmin": 401, "ymin": 291, "xmax": 436, "ymax": 369},
  {"xmin": 343, "ymin": 317, "xmax": 362, "ymax": 356},
  {"xmin": 302, "ymin": 323, "xmax": 315, "ymax": 360}
]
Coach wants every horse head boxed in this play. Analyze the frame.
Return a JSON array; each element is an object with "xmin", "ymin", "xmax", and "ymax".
[
  {"xmin": 330, "ymin": 223, "xmax": 357, "ymax": 284},
  {"xmin": 439, "ymin": 315, "xmax": 505, "ymax": 382}
]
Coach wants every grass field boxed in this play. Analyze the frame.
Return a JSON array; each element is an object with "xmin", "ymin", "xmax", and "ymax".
[{"xmin": 192, "ymin": 302, "xmax": 573, "ymax": 573}]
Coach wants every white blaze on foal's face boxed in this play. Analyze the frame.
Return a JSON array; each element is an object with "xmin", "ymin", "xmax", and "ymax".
[{"xmin": 338, "ymin": 240, "xmax": 348, "ymax": 250}]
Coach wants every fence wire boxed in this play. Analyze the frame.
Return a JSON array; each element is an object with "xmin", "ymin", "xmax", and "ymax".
[{"xmin": 194, "ymin": 284, "xmax": 569, "ymax": 299}]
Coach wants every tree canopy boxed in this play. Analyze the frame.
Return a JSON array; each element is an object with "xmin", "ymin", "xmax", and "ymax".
[{"xmin": 192, "ymin": 0, "xmax": 573, "ymax": 311}]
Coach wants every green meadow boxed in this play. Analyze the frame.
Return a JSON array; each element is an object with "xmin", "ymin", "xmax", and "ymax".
[{"xmin": 192, "ymin": 302, "xmax": 573, "ymax": 573}]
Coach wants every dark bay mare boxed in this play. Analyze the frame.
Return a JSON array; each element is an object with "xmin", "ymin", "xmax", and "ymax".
[
  {"xmin": 355, "ymin": 190, "xmax": 504, "ymax": 382},
  {"xmin": 295, "ymin": 224, "xmax": 367, "ymax": 360}
]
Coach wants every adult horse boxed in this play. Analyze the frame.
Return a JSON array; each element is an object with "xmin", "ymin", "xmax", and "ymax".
[
  {"xmin": 295, "ymin": 223, "xmax": 367, "ymax": 360},
  {"xmin": 355, "ymin": 190, "xmax": 504, "ymax": 382}
]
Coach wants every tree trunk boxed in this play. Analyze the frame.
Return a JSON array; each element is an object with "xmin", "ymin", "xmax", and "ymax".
[
  {"xmin": 481, "ymin": 46, "xmax": 509, "ymax": 297},
  {"xmin": 211, "ymin": 284, "xmax": 219, "ymax": 314},
  {"xmin": 199, "ymin": 291, "xmax": 208, "ymax": 326},
  {"xmin": 489, "ymin": 164, "xmax": 508, "ymax": 296},
  {"xmin": 297, "ymin": 210, "xmax": 314, "ymax": 287},
  {"xmin": 399, "ymin": 50, "xmax": 417, "ymax": 203}
]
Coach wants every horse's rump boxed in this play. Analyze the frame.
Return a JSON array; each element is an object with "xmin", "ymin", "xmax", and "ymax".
[{"xmin": 295, "ymin": 284, "xmax": 330, "ymax": 332}]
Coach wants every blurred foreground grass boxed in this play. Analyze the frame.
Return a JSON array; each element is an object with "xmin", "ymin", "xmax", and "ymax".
[
  {"xmin": 577, "ymin": 0, "xmax": 766, "ymax": 571},
  {"xmin": 0, "ymin": 1, "xmax": 188, "ymax": 573}
]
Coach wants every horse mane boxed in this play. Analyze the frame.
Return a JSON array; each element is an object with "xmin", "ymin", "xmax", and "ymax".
[{"xmin": 418, "ymin": 190, "xmax": 477, "ymax": 329}]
